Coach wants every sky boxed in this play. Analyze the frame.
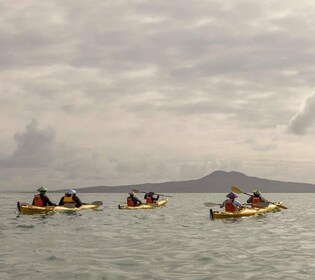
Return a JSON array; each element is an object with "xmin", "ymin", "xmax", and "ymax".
[{"xmin": 1, "ymin": 0, "xmax": 315, "ymax": 191}]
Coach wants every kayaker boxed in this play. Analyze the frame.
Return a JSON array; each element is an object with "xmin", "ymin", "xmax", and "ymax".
[
  {"xmin": 144, "ymin": 192, "xmax": 159, "ymax": 204},
  {"xmin": 59, "ymin": 189, "xmax": 84, "ymax": 208},
  {"xmin": 127, "ymin": 192, "xmax": 142, "ymax": 207},
  {"xmin": 32, "ymin": 186, "xmax": 57, "ymax": 207},
  {"xmin": 220, "ymin": 192, "xmax": 243, "ymax": 212},
  {"xmin": 246, "ymin": 190, "xmax": 266, "ymax": 208}
]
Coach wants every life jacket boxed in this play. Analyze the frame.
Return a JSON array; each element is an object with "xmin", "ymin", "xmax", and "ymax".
[
  {"xmin": 146, "ymin": 197, "xmax": 153, "ymax": 204},
  {"xmin": 127, "ymin": 197, "xmax": 134, "ymax": 206},
  {"xmin": 225, "ymin": 199, "xmax": 237, "ymax": 212},
  {"xmin": 63, "ymin": 195, "xmax": 75, "ymax": 204},
  {"xmin": 252, "ymin": 196, "xmax": 261, "ymax": 208},
  {"xmin": 33, "ymin": 194, "xmax": 44, "ymax": 207}
]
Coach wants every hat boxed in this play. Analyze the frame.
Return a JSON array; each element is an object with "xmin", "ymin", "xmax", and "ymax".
[
  {"xmin": 226, "ymin": 192, "xmax": 238, "ymax": 199},
  {"xmin": 66, "ymin": 189, "xmax": 76, "ymax": 195},
  {"xmin": 37, "ymin": 186, "xmax": 48, "ymax": 192},
  {"xmin": 253, "ymin": 190, "xmax": 262, "ymax": 196}
]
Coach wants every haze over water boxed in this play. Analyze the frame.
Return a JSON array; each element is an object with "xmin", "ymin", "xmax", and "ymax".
[{"xmin": 1, "ymin": 193, "xmax": 314, "ymax": 280}]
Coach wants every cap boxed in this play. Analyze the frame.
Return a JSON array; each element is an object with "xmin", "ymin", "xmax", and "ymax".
[{"xmin": 226, "ymin": 192, "xmax": 238, "ymax": 199}]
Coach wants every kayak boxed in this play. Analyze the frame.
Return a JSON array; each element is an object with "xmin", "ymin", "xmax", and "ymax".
[
  {"xmin": 209, "ymin": 202, "xmax": 284, "ymax": 219},
  {"xmin": 118, "ymin": 199, "xmax": 168, "ymax": 210},
  {"xmin": 17, "ymin": 201, "xmax": 102, "ymax": 215}
]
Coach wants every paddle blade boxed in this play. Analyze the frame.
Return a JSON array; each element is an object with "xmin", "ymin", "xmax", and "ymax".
[
  {"xmin": 91, "ymin": 201, "xmax": 103, "ymax": 206},
  {"xmin": 158, "ymin": 194, "xmax": 173, "ymax": 198},
  {"xmin": 275, "ymin": 203, "xmax": 287, "ymax": 209},
  {"xmin": 131, "ymin": 189, "xmax": 142, "ymax": 193},
  {"xmin": 257, "ymin": 201, "xmax": 269, "ymax": 208},
  {"xmin": 231, "ymin": 186, "xmax": 242, "ymax": 194},
  {"xmin": 204, "ymin": 202, "xmax": 220, "ymax": 207}
]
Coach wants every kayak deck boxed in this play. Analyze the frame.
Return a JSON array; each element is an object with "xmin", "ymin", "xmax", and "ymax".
[
  {"xmin": 118, "ymin": 199, "xmax": 168, "ymax": 210},
  {"xmin": 17, "ymin": 202, "xmax": 101, "ymax": 215},
  {"xmin": 210, "ymin": 202, "xmax": 283, "ymax": 219}
]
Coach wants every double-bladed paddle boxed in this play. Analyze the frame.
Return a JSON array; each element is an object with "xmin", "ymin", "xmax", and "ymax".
[
  {"xmin": 231, "ymin": 186, "xmax": 288, "ymax": 209},
  {"xmin": 131, "ymin": 189, "xmax": 173, "ymax": 197}
]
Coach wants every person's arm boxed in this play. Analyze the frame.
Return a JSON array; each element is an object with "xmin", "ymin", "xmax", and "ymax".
[
  {"xmin": 42, "ymin": 194, "xmax": 56, "ymax": 206},
  {"xmin": 233, "ymin": 200, "xmax": 243, "ymax": 209},
  {"xmin": 73, "ymin": 195, "xmax": 83, "ymax": 207},
  {"xmin": 59, "ymin": 197, "xmax": 64, "ymax": 206},
  {"xmin": 220, "ymin": 200, "xmax": 225, "ymax": 208},
  {"xmin": 136, "ymin": 198, "xmax": 142, "ymax": 205}
]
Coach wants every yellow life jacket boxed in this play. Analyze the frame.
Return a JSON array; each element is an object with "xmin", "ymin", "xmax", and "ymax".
[{"xmin": 63, "ymin": 195, "xmax": 75, "ymax": 204}]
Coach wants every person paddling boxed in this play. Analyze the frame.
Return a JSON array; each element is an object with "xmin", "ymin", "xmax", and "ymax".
[
  {"xmin": 144, "ymin": 192, "xmax": 159, "ymax": 204},
  {"xmin": 127, "ymin": 192, "xmax": 142, "ymax": 207},
  {"xmin": 220, "ymin": 192, "xmax": 243, "ymax": 212},
  {"xmin": 246, "ymin": 190, "xmax": 266, "ymax": 208},
  {"xmin": 59, "ymin": 189, "xmax": 84, "ymax": 208},
  {"xmin": 32, "ymin": 186, "xmax": 57, "ymax": 207}
]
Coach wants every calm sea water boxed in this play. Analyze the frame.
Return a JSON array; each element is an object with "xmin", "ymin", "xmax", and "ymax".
[{"xmin": 0, "ymin": 192, "xmax": 314, "ymax": 280}]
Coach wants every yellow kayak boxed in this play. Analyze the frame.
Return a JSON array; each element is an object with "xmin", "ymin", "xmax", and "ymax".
[
  {"xmin": 118, "ymin": 199, "xmax": 168, "ymax": 210},
  {"xmin": 17, "ymin": 201, "xmax": 102, "ymax": 215},
  {"xmin": 210, "ymin": 202, "xmax": 284, "ymax": 219}
]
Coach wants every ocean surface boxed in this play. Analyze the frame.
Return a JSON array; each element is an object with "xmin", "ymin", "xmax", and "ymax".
[{"xmin": 1, "ymin": 192, "xmax": 314, "ymax": 280}]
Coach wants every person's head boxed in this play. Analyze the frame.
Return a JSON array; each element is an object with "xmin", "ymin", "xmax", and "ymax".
[
  {"xmin": 65, "ymin": 189, "xmax": 76, "ymax": 196},
  {"xmin": 128, "ymin": 192, "xmax": 134, "ymax": 197},
  {"xmin": 147, "ymin": 192, "xmax": 155, "ymax": 197},
  {"xmin": 226, "ymin": 192, "xmax": 238, "ymax": 199},
  {"xmin": 253, "ymin": 190, "xmax": 262, "ymax": 197},
  {"xmin": 37, "ymin": 186, "xmax": 48, "ymax": 193}
]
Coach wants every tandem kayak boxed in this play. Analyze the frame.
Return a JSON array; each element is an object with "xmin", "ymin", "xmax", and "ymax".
[
  {"xmin": 209, "ymin": 202, "xmax": 284, "ymax": 219},
  {"xmin": 118, "ymin": 199, "xmax": 168, "ymax": 210},
  {"xmin": 17, "ymin": 201, "xmax": 103, "ymax": 215}
]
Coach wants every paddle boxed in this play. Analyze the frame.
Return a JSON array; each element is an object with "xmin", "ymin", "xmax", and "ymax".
[
  {"xmin": 231, "ymin": 186, "xmax": 288, "ymax": 209},
  {"xmin": 204, "ymin": 202, "xmax": 221, "ymax": 207},
  {"xmin": 131, "ymin": 189, "xmax": 173, "ymax": 197},
  {"xmin": 91, "ymin": 201, "xmax": 103, "ymax": 206}
]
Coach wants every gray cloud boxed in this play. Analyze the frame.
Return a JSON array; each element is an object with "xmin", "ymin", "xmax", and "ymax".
[
  {"xmin": 0, "ymin": 120, "xmax": 55, "ymax": 168},
  {"xmin": 2, "ymin": 1, "xmax": 315, "ymax": 190},
  {"xmin": 287, "ymin": 91, "xmax": 315, "ymax": 135}
]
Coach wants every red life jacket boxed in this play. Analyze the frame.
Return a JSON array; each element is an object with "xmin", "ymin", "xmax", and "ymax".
[
  {"xmin": 33, "ymin": 194, "xmax": 44, "ymax": 207},
  {"xmin": 252, "ymin": 196, "xmax": 261, "ymax": 208},
  {"xmin": 146, "ymin": 197, "xmax": 153, "ymax": 204},
  {"xmin": 127, "ymin": 197, "xmax": 134, "ymax": 206},
  {"xmin": 225, "ymin": 199, "xmax": 237, "ymax": 212}
]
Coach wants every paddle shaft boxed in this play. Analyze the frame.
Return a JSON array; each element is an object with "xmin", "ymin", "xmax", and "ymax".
[{"xmin": 132, "ymin": 189, "xmax": 173, "ymax": 197}]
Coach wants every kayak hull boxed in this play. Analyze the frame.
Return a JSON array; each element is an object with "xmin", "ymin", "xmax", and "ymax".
[
  {"xmin": 118, "ymin": 199, "xmax": 168, "ymax": 210},
  {"xmin": 17, "ymin": 202, "xmax": 100, "ymax": 215},
  {"xmin": 210, "ymin": 202, "xmax": 283, "ymax": 219}
]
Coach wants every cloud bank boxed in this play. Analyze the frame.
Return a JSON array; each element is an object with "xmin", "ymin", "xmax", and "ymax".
[{"xmin": 1, "ymin": 1, "xmax": 315, "ymax": 190}]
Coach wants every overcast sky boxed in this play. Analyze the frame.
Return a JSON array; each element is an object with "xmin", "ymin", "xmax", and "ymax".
[{"xmin": 1, "ymin": 0, "xmax": 315, "ymax": 191}]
